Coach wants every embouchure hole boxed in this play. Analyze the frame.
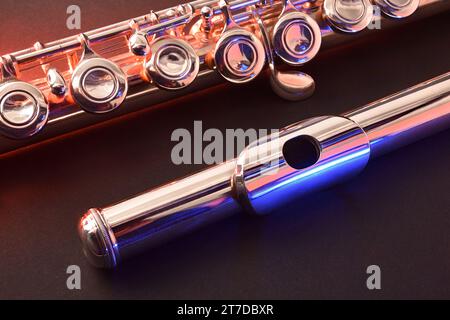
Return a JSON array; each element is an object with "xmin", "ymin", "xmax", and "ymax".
[{"xmin": 282, "ymin": 135, "xmax": 320, "ymax": 170}]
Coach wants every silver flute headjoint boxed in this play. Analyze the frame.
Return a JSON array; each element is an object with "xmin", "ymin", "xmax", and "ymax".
[{"xmin": 79, "ymin": 72, "xmax": 450, "ymax": 268}]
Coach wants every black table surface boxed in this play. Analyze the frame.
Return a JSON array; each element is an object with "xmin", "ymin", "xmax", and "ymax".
[{"xmin": 0, "ymin": 1, "xmax": 449, "ymax": 299}]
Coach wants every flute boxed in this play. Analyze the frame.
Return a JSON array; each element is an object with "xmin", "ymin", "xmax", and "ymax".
[
  {"xmin": 78, "ymin": 71, "xmax": 450, "ymax": 268},
  {"xmin": 0, "ymin": 0, "xmax": 448, "ymax": 156}
]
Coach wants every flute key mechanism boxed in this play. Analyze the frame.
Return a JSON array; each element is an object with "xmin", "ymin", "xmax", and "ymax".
[
  {"xmin": 47, "ymin": 68, "xmax": 67, "ymax": 97},
  {"xmin": 0, "ymin": 0, "xmax": 447, "ymax": 155},
  {"xmin": 323, "ymin": 0, "xmax": 374, "ymax": 33},
  {"xmin": 373, "ymin": 0, "xmax": 420, "ymax": 18},
  {"xmin": 200, "ymin": 6, "xmax": 214, "ymax": 35},
  {"xmin": 0, "ymin": 56, "xmax": 49, "ymax": 140},
  {"xmin": 142, "ymin": 11, "xmax": 200, "ymax": 90},
  {"xmin": 272, "ymin": 0, "xmax": 322, "ymax": 66},
  {"xmin": 128, "ymin": 19, "xmax": 150, "ymax": 57},
  {"xmin": 70, "ymin": 34, "xmax": 128, "ymax": 114},
  {"xmin": 251, "ymin": 3, "xmax": 316, "ymax": 101},
  {"xmin": 144, "ymin": 37, "xmax": 200, "ymax": 90},
  {"xmin": 213, "ymin": 0, "xmax": 266, "ymax": 83}
]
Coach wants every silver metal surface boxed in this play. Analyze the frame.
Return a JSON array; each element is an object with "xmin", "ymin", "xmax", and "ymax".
[
  {"xmin": 129, "ymin": 20, "xmax": 150, "ymax": 56},
  {"xmin": 252, "ymin": 4, "xmax": 316, "ymax": 101},
  {"xmin": 0, "ymin": 80, "xmax": 49, "ymax": 139},
  {"xmin": 323, "ymin": 0, "xmax": 374, "ymax": 33},
  {"xmin": 234, "ymin": 115, "xmax": 370, "ymax": 215},
  {"xmin": 270, "ymin": 70, "xmax": 315, "ymax": 101},
  {"xmin": 0, "ymin": 0, "xmax": 448, "ymax": 155},
  {"xmin": 47, "ymin": 68, "xmax": 67, "ymax": 96},
  {"xmin": 1, "ymin": 92, "xmax": 37, "ymax": 125},
  {"xmin": 374, "ymin": 0, "xmax": 420, "ymax": 18},
  {"xmin": 79, "ymin": 160, "xmax": 239, "ymax": 267},
  {"xmin": 79, "ymin": 208, "xmax": 118, "ymax": 268},
  {"xmin": 145, "ymin": 37, "xmax": 200, "ymax": 90},
  {"xmin": 70, "ymin": 34, "xmax": 128, "ymax": 114},
  {"xmin": 79, "ymin": 72, "xmax": 450, "ymax": 267},
  {"xmin": 272, "ymin": 0, "xmax": 322, "ymax": 65},
  {"xmin": 213, "ymin": 0, "xmax": 266, "ymax": 83},
  {"xmin": 201, "ymin": 5, "xmax": 214, "ymax": 33},
  {"xmin": 346, "ymin": 71, "xmax": 450, "ymax": 157},
  {"xmin": 129, "ymin": 32, "xmax": 150, "ymax": 56}
]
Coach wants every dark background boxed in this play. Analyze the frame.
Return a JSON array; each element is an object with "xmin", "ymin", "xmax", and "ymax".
[{"xmin": 0, "ymin": 1, "xmax": 449, "ymax": 299}]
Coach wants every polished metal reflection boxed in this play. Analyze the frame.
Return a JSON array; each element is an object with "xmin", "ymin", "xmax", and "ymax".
[
  {"xmin": 0, "ymin": 56, "xmax": 49, "ymax": 139},
  {"xmin": 82, "ymin": 68, "xmax": 117, "ymax": 101},
  {"xmin": 374, "ymin": 0, "xmax": 420, "ymax": 18},
  {"xmin": 129, "ymin": 33, "xmax": 150, "ymax": 56},
  {"xmin": 272, "ymin": 0, "xmax": 322, "ymax": 65},
  {"xmin": 323, "ymin": 0, "xmax": 374, "ymax": 33},
  {"xmin": 345, "ymin": 72, "xmax": 450, "ymax": 157},
  {"xmin": 145, "ymin": 37, "xmax": 200, "ymax": 90},
  {"xmin": 0, "ymin": 0, "xmax": 446, "ymax": 155},
  {"xmin": 201, "ymin": 5, "xmax": 214, "ymax": 33},
  {"xmin": 270, "ymin": 70, "xmax": 315, "ymax": 101},
  {"xmin": 0, "ymin": 82, "xmax": 49, "ymax": 139},
  {"xmin": 336, "ymin": 0, "xmax": 365, "ymax": 21},
  {"xmin": 79, "ymin": 72, "xmax": 450, "ymax": 268},
  {"xmin": 252, "ymin": 4, "xmax": 316, "ymax": 101},
  {"xmin": 1, "ymin": 92, "xmax": 36, "ymax": 125},
  {"xmin": 47, "ymin": 68, "xmax": 67, "ymax": 96},
  {"xmin": 157, "ymin": 47, "xmax": 190, "ymax": 76},
  {"xmin": 79, "ymin": 160, "xmax": 238, "ymax": 267},
  {"xmin": 225, "ymin": 41, "xmax": 256, "ymax": 72},
  {"xmin": 70, "ymin": 34, "xmax": 128, "ymax": 114},
  {"xmin": 234, "ymin": 116, "xmax": 370, "ymax": 215},
  {"xmin": 284, "ymin": 22, "xmax": 313, "ymax": 54},
  {"xmin": 213, "ymin": 0, "xmax": 266, "ymax": 83},
  {"xmin": 129, "ymin": 20, "xmax": 150, "ymax": 56}
]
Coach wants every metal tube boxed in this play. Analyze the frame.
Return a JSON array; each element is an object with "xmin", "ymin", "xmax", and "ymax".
[
  {"xmin": 80, "ymin": 160, "xmax": 239, "ymax": 267},
  {"xmin": 346, "ymin": 72, "xmax": 450, "ymax": 157},
  {"xmin": 79, "ymin": 71, "xmax": 450, "ymax": 268}
]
